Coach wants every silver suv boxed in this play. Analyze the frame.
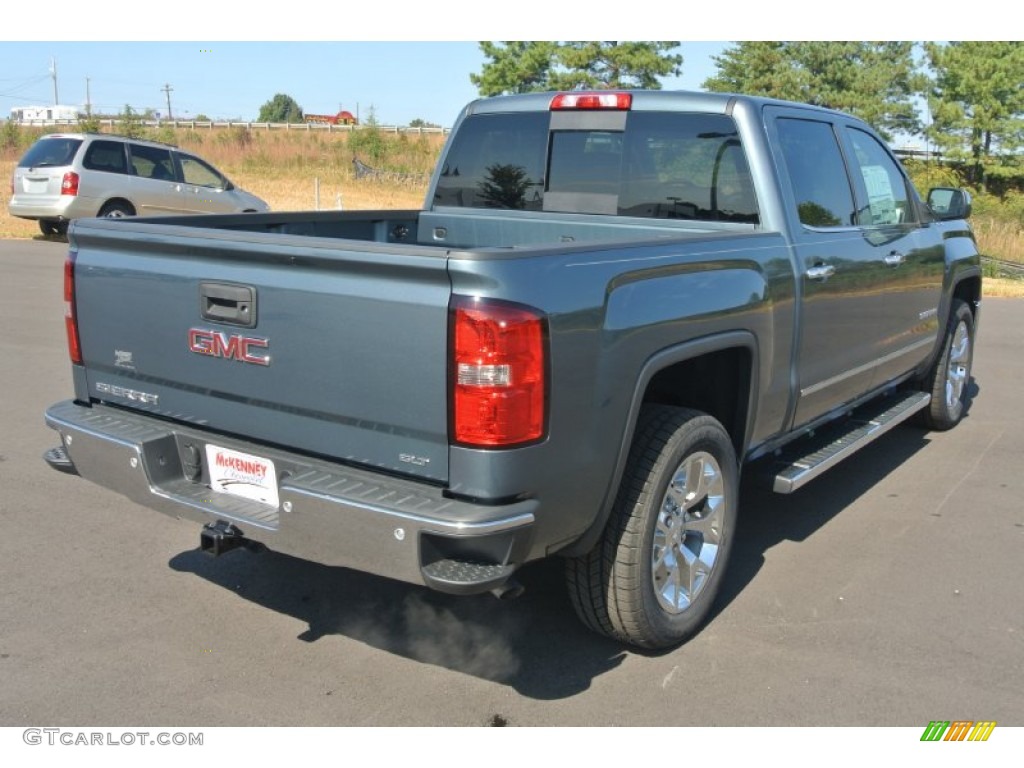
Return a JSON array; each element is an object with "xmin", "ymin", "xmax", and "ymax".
[{"xmin": 9, "ymin": 133, "xmax": 269, "ymax": 236}]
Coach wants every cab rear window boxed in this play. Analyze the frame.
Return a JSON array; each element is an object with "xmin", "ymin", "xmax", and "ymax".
[
  {"xmin": 434, "ymin": 111, "xmax": 758, "ymax": 224},
  {"xmin": 18, "ymin": 137, "xmax": 83, "ymax": 168}
]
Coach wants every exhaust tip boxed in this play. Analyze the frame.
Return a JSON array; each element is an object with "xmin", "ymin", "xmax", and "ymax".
[{"xmin": 490, "ymin": 579, "xmax": 525, "ymax": 601}]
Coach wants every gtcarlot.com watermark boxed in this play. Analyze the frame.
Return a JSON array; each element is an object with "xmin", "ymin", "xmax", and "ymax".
[{"xmin": 23, "ymin": 728, "xmax": 203, "ymax": 747}]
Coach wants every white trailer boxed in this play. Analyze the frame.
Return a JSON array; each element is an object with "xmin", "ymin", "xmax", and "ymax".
[{"xmin": 10, "ymin": 105, "xmax": 81, "ymax": 123}]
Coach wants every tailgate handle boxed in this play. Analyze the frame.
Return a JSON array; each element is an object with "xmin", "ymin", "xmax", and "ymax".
[{"xmin": 200, "ymin": 283, "xmax": 257, "ymax": 328}]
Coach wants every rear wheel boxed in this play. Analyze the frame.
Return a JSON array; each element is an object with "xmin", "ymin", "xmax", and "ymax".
[
  {"xmin": 38, "ymin": 220, "xmax": 58, "ymax": 236},
  {"xmin": 566, "ymin": 406, "xmax": 738, "ymax": 649},
  {"xmin": 99, "ymin": 201, "xmax": 134, "ymax": 218},
  {"xmin": 920, "ymin": 299, "xmax": 974, "ymax": 430}
]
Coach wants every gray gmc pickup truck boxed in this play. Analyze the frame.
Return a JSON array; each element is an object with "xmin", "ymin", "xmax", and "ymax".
[{"xmin": 44, "ymin": 90, "xmax": 980, "ymax": 649}]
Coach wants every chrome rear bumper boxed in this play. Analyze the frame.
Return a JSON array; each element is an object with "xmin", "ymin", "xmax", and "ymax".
[{"xmin": 45, "ymin": 400, "xmax": 536, "ymax": 594}]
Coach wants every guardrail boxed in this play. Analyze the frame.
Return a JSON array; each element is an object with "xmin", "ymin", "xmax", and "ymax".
[
  {"xmin": 10, "ymin": 118, "xmax": 450, "ymax": 135},
  {"xmin": 982, "ymin": 255, "xmax": 1024, "ymax": 280}
]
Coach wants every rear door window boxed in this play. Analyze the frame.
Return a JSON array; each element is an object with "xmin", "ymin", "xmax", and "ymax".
[
  {"xmin": 775, "ymin": 118, "xmax": 856, "ymax": 228},
  {"xmin": 128, "ymin": 144, "xmax": 177, "ymax": 181},
  {"xmin": 18, "ymin": 137, "xmax": 83, "ymax": 168},
  {"xmin": 82, "ymin": 140, "xmax": 128, "ymax": 174}
]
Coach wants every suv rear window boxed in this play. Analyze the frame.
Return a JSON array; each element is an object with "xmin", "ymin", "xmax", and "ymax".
[
  {"xmin": 18, "ymin": 137, "xmax": 83, "ymax": 168},
  {"xmin": 434, "ymin": 111, "xmax": 758, "ymax": 224}
]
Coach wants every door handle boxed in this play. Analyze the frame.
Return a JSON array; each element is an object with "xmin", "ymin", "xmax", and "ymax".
[
  {"xmin": 884, "ymin": 251, "xmax": 905, "ymax": 266},
  {"xmin": 806, "ymin": 264, "xmax": 836, "ymax": 281}
]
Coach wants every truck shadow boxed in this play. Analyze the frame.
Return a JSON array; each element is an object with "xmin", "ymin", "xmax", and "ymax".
[
  {"xmin": 712, "ymin": 377, "xmax": 979, "ymax": 624},
  {"xmin": 168, "ymin": 547, "xmax": 626, "ymax": 699},
  {"xmin": 168, "ymin": 386, "xmax": 975, "ymax": 700}
]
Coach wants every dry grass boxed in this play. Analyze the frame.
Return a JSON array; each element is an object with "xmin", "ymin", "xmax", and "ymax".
[
  {"xmin": 1, "ymin": 127, "xmax": 437, "ymax": 239},
  {"xmin": 3, "ymin": 125, "xmax": 1024, "ymax": 302},
  {"xmin": 972, "ymin": 216, "xmax": 1024, "ymax": 263},
  {"xmin": 981, "ymin": 278, "xmax": 1024, "ymax": 298}
]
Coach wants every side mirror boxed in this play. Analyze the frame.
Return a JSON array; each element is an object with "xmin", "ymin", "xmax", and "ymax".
[{"xmin": 927, "ymin": 187, "xmax": 972, "ymax": 221}]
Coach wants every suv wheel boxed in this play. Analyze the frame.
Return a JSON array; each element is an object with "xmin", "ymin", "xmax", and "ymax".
[{"xmin": 99, "ymin": 202, "xmax": 134, "ymax": 218}]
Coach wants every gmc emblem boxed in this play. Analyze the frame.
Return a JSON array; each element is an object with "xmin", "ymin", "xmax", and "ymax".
[{"xmin": 188, "ymin": 328, "xmax": 270, "ymax": 366}]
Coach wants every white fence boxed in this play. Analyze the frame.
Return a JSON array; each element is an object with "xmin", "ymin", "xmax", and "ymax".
[{"xmin": 9, "ymin": 118, "xmax": 449, "ymax": 135}]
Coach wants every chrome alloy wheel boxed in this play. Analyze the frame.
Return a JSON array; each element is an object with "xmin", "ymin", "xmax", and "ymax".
[
  {"xmin": 945, "ymin": 320, "xmax": 971, "ymax": 410},
  {"xmin": 652, "ymin": 451, "xmax": 725, "ymax": 614}
]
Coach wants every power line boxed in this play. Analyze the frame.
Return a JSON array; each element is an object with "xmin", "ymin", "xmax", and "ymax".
[{"xmin": 161, "ymin": 83, "xmax": 173, "ymax": 119}]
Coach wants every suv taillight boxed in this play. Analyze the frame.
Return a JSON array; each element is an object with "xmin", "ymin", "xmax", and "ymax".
[
  {"xmin": 61, "ymin": 171, "xmax": 79, "ymax": 196},
  {"xmin": 451, "ymin": 297, "xmax": 547, "ymax": 447},
  {"xmin": 64, "ymin": 250, "xmax": 82, "ymax": 364}
]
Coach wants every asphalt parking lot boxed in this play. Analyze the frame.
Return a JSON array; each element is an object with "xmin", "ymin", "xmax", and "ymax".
[{"xmin": 1, "ymin": 238, "xmax": 1021, "ymax": 727}]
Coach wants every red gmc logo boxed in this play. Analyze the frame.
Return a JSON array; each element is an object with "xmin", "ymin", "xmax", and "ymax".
[{"xmin": 188, "ymin": 328, "xmax": 270, "ymax": 366}]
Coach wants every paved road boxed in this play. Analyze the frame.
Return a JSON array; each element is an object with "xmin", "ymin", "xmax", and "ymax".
[{"xmin": 1, "ymin": 238, "xmax": 1021, "ymax": 727}]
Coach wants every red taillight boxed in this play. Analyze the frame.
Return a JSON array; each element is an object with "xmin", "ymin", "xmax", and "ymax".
[
  {"xmin": 451, "ymin": 297, "xmax": 547, "ymax": 447},
  {"xmin": 64, "ymin": 251, "xmax": 82, "ymax": 364},
  {"xmin": 61, "ymin": 171, "xmax": 79, "ymax": 196},
  {"xmin": 550, "ymin": 92, "xmax": 632, "ymax": 111}
]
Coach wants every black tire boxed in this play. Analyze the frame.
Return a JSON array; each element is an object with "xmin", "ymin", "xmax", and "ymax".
[
  {"xmin": 38, "ymin": 220, "xmax": 58, "ymax": 236},
  {"xmin": 98, "ymin": 201, "xmax": 134, "ymax": 218},
  {"xmin": 54, "ymin": 221, "xmax": 69, "ymax": 237},
  {"xmin": 566, "ymin": 405, "xmax": 738, "ymax": 649},
  {"xmin": 920, "ymin": 299, "xmax": 974, "ymax": 431}
]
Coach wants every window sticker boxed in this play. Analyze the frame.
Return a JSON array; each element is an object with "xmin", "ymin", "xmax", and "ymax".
[{"xmin": 861, "ymin": 165, "xmax": 897, "ymax": 224}]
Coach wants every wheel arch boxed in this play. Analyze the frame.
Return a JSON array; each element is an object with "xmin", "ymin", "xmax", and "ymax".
[
  {"xmin": 953, "ymin": 272, "xmax": 982, "ymax": 317},
  {"xmin": 917, "ymin": 266, "xmax": 982, "ymax": 381},
  {"xmin": 563, "ymin": 331, "xmax": 758, "ymax": 557},
  {"xmin": 98, "ymin": 198, "xmax": 136, "ymax": 217}
]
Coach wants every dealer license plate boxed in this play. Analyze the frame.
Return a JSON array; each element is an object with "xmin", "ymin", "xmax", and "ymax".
[{"xmin": 205, "ymin": 444, "xmax": 280, "ymax": 508}]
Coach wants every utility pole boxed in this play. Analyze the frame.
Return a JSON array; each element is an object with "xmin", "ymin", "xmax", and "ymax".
[
  {"xmin": 85, "ymin": 77, "xmax": 92, "ymax": 117},
  {"xmin": 50, "ymin": 58, "xmax": 59, "ymax": 104},
  {"xmin": 161, "ymin": 83, "xmax": 174, "ymax": 119}
]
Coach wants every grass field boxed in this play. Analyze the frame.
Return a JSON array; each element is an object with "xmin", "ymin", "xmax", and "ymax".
[{"xmin": 3, "ymin": 124, "xmax": 1023, "ymax": 297}]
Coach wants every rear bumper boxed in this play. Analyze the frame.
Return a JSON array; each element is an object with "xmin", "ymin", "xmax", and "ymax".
[
  {"xmin": 9, "ymin": 195, "xmax": 98, "ymax": 221},
  {"xmin": 44, "ymin": 400, "xmax": 536, "ymax": 594}
]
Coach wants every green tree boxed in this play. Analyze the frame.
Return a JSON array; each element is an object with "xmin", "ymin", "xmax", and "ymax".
[
  {"xmin": 257, "ymin": 93, "xmax": 304, "ymax": 123},
  {"xmin": 925, "ymin": 41, "xmax": 1024, "ymax": 191},
  {"xmin": 702, "ymin": 41, "xmax": 805, "ymax": 101},
  {"xmin": 349, "ymin": 104, "xmax": 386, "ymax": 164},
  {"xmin": 77, "ymin": 114, "xmax": 102, "ymax": 133},
  {"xmin": 471, "ymin": 41, "xmax": 682, "ymax": 96},
  {"xmin": 704, "ymin": 41, "xmax": 923, "ymax": 138},
  {"xmin": 552, "ymin": 42, "xmax": 682, "ymax": 90},
  {"xmin": 471, "ymin": 41, "xmax": 560, "ymax": 96},
  {"xmin": 1, "ymin": 119, "xmax": 21, "ymax": 152},
  {"xmin": 117, "ymin": 105, "xmax": 147, "ymax": 139}
]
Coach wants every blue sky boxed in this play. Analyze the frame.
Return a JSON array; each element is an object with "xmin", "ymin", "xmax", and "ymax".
[
  {"xmin": 0, "ymin": 41, "xmax": 728, "ymax": 127},
  {"xmin": 1, "ymin": 3, "xmax": 969, "ymax": 127}
]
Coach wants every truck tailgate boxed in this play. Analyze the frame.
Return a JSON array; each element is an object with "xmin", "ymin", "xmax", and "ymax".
[{"xmin": 70, "ymin": 222, "xmax": 452, "ymax": 482}]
